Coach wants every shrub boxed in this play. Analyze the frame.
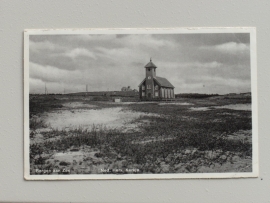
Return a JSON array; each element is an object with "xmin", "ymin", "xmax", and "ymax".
[{"xmin": 30, "ymin": 117, "xmax": 47, "ymax": 130}]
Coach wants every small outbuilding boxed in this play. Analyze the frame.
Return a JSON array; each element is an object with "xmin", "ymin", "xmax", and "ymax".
[{"xmin": 114, "ymin": 98, "xmax": 122, "ymax": 102}]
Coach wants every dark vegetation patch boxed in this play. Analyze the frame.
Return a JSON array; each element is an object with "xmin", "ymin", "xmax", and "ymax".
[{"xmin": 30, "ymin": 95, "xmax": 64, "ymax": 117}]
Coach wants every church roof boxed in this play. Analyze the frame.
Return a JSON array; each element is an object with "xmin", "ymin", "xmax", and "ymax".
[
  {"xmin": 138, "ymin": 77, "xmax": 174, "ymax": 88},
  {"xmin": 145, "ymin": 60, "xmax": 157, "ymax": 68},
  {"xmin": 154, "ymin": 77, "xmax": 174, "ymax": 88},
  {"xmin": 138, "ymin": 78, "xmax": 146, "ymax": 87}
]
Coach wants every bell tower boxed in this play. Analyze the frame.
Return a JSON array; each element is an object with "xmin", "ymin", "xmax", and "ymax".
[{"xmin": 144, "ymin": 58, "xmax": 157, "ymax": 99}]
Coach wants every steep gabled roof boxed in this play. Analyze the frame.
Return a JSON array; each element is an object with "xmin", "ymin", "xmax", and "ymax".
[
  {"xmin": 145, "ymin": 61, "xmax": 157, "ymax": 68},
  {"xmin": 138, "ymin": 78, "xmax": 146, "ymax": 87},
  {"xmin": 154, "ymin": 77, "xmax": 174, "ymax": 88},
  {"xmin": 138, "ymin": 77, "xmax": 174, "ymax": 88}
]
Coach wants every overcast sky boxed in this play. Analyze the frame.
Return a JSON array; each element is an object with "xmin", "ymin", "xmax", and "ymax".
[{"xmin": 29, "ymin": 33, "xmax": 251, "ymax": 94}]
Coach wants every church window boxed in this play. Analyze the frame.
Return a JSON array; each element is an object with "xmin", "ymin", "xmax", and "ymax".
[
  {"xmin": 142, "ymin": 92, "xmax": 145, "ymax": 96},
  {"xmin": 142, "ymin": 85, "xmax": 145, "ymax": 90},
  {"xmin": 155, "ymin": 85, "xmax": 158, "ymax": 90},
  {"xmin": 147, "ymin": 85, "xmax": 151, "ymax": 89},
  {"xmin": 168, "ymin": 89, "xmax": 171, "ymax": 98},
  {"xmin": 155, "ymin": 92, "xmax": 158, "ymax": 97}
]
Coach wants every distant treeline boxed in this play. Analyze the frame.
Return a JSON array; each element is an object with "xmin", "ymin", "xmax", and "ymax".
[{"xmin": 175, "ymin": 93, "xmax": 219, "ymax": 98}]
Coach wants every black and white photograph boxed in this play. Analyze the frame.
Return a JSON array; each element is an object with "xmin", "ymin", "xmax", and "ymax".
[{"xmin": 24, "ymin": 28, "xmax": 258, "ymax": 180}]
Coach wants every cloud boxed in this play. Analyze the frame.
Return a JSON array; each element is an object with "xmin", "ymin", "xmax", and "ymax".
[
  {"xmin": 172, "ymin": 74, "xmax": 251, "ymax": 94},
  {"xmin": 200, "ymin": 42, "xmax": 250, "ymax": 53},
  {"xmin": 29, "ymin": 78, "xmax": 87, "ymax": 94},
  {"xmin": 29, "ymin": 61, "xmax": 143, "ymax": 94},
  {"xmin": 95, "ymin": 46, "xmax": 146, "ymax": 64},
  {"xmin": 62, "ymin": 48, "xmax": 97, "ymax": 59},
  {"xmin": 69, "ymin": 34, "xmax": 176, "ymax": 49},
  {"xmin": 119, "ymin": 34, "xmax": 177, "ymax": 49},
  {"xmin": 29, "ymin": 62, "xmax": 81, "ymax": 83},
  {"xmin": 159, "ymin": 61, "xmax": 222, "ymax": 69},
  {"xmin": 29, "ymin": 40, "xmax": 57, "ymax": 52},
  {"xmin": 69, "ymin": 34, "xmax": 117, "ymax": 42},
  {"xmin": 155, "ymin": 60, "xmax": 250, "ymax": 94},
  {"xmin": 214, "ymin": 42, "xmax": 250, "ymax": 52}
]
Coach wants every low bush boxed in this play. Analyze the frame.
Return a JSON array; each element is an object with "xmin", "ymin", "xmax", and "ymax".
[{"xmin": 30, "ymin": 117, "xmax": 47, "ymax": 130}]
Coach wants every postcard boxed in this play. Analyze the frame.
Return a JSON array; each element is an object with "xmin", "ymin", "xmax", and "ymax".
[{"xmin": 24, "ymin": 27, "xmax": 258, "ymax": 180}]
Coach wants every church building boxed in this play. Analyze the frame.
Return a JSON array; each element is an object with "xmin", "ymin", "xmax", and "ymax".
[{"xmin": 138, "ymin": 59, "xmax": 175, "ymax": 100}]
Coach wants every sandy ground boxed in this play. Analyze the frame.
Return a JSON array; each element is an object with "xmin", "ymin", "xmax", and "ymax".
[
  {"xmin": 42, "ymin": 106, "xmax": 158, "ymax": 131},
  {"xmin": 100, "ymin": 101, "xmax": 158, "ymax": 105},
  {"xmin": 62, "ymin": 102, "xmax": 97, "ymax": 109},
  {"xmin": 100, "ymin": 101, "xmax": 193, "ymax": 105},
  {"xmin": 158, "ymin": 102, "xmax": 193, "ymax": 106},
  {"xmin": 190, "ymin": 103, "xmax": 251, "ymax": 111},
  {"xmin": 215, "ymin": 104, "xmax": 251, "ymax": 111},
  {"xmin": 190, "ymin": 107, "xmax": 210, "ymax": 111}
]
